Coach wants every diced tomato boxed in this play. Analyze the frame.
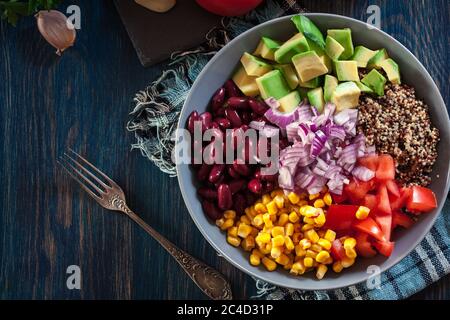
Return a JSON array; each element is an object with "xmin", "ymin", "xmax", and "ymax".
[
  {"xmin": 374, "ymin": 213, "xmax": 392, "ymax": 241},
  {"xmin": 386, "ymin": 180, "xmax": 400, "ymax": 197},
  {"xmin": 352, "ymin": 217, "xmax": 386, "ymax": 242},
  {"xmin": 406, "ymin": 186, "xmax": 437, "ymax": 213},
  {"xmin": 392, "ymin": 211, "xmax": 414, "ymax": 229},
  {"xmin": 324, "ymin": 205, "xmax": 359, "ymax": 230},
  {"xmin": 345, "ymin": 179, "xmax": 375, "ymax": 202},
  {"xmin": 358, "ymin": 155, "xmax": 379, "ymax": 171},
  {"xmin": 377, "ymin": 185, "xmax": 392, "ymax": 215},
  {"xmin": 390, "ymin": 187, "xmax": 411, "ymax": 211},
  {"xmin": 362, "ymin": 194, "xmax": 377, "ymax": 211},
  {"xmin": 373, "ymin": 240, "xmax": 395, "ymax": 257},
  {"xmin": 376, "ymin": 154, "xmax": 395, "ymax": 181},
  {"xmin": 355, "ymin": 232, "xmax": 377, "ymax": 258},
  {"xmin": 330, "ymin": 239, "xmax": 346, "ymax": 260},
  {"xmin": 330, "ymin": 192, "xmax": 348, "ymax": 204}
]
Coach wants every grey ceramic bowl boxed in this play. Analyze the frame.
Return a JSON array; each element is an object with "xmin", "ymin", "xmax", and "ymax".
[{"xmin": 176, "ymin": 13, "xmax": 450, "ymax": 290}]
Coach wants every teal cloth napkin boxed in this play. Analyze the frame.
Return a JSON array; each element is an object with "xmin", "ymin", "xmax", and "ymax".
[{"xmin": 127, "ymin": 0, "xmax": 450, "ymax": 300}]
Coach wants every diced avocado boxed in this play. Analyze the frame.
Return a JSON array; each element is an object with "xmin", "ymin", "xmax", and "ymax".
[
  {"xmin": 307, "ymin": 87, "xmax": 325, "ymax": 113},
  {"xmin": 355, "ymin": 81, "xmax": 374, "ymax": 94},
  {"xmin": 292, "ymin": 51, "xmax": 328, "ymax": 82},
  {"xmin": 380, "ymin": 58, "xmax": 401, "ymax": 84},
  {"xmin": 361, "ymin": 69, "xmax": 387, "ymax": 96},
  {"xmin": 367, "ymin": 48, "xmax": 389, "ymax": 69},
  {"xmin": 274, "ymin": 33, "xmax": 310, "ymax": 64},
  {"xmin": 334, "ymin": 60, "xmax": 359, "ymax": 81},
  {"xmin": 254, "ymin": 37, "xmax": 282, "ymax": 61},
  {"xmin": 325, "ymin": 36, "xmax": 344, "ymax": 60},
  {"xmin": 320, "ymin": 54, "xmax": 332, "ymax": 74},
  {"xmin": 297, "ymin": 87, "xmax": 309, "ymax": 100},
  {"xmin": 299, "ymin": 76, "xmax": 321, "ymax": 89},
  {"xmin": 291, "ymin": 15, "xmax": 326, "ymax": 50},
  {"xmin": 331, "ymin": 82, "xmax": 361, "ymax": 112},
  {"xmin": 324, "ymin": 75, "xmax": 338, "ymax": 102},
  {"xmin": 307, "ymin": 38, "xmax": 331, "ymax": 74},
  {"xmin": 278, "ymin": 91, "xmax": 302, "ymax": 113},
  {"xmin": 274, "ymin": 64, "xmax": 299, "ymax": 90},
  {"xmin": 327, "ymin": 28, "xmax": 354, "ymax": 59},
  {"xmin": 255, "ymin": 70, "xmax": 290, "ymax": 100},
  {"xmin": 232, "ymin": 66, "xmax": 259, "ymax": 97},
  {"xmin": 352, "ymin": 46, "xmax": 377, "ymax": 68},
  {"xmin": 240, "ymin": 52, "xmax": 273, "ymax": 77}
]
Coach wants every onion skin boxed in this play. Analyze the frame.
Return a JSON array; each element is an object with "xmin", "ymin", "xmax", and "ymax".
[{"xmin": 36, "ymin": 10, "xmax": 76, "ymax": 56}]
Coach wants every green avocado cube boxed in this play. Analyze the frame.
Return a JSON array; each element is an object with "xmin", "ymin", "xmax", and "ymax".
[
  {"xmin": 324, "ymin": 75, "xmax": 338, "ymax": 102},
  {"xmin": 325, "ymin": 36, "xmax": 345, "ymax": 60},
  {"xmin": 355, "ymin": 81, "xmax": 374, "ymax": 94},
  {"xmin": 240, "ymin": 52, "xmax": 273, "ymax": 77},
  {"xmin": 327, "ymin": 28, "xmax": 354, "ymax": 59},
  {"xmin": 278, "ymin": 91, "xmax": 302, "ymax": 113},
  {"xmin": 367, "ymin": 48, "xmax": 389, "ymax": 69},
  {"xmin": 361, "ymin": 69, "xmax": 387, "ymax": 96},
  {"xmin": 232, "ymin": 66, "xmax": 259, "ymax": 97},
  {"xmin": 334, "ymin": 60, "xmax": 360, "ymax": 81},
  {"xmin": 352, "ymin": 46, "xmax": 377, "ymax": 68},
  {"xmin": 256, "ymin": 70, "xmax": 290, "ymax": 100},
  {"xmin": 380, "ymin": 58, "xmax": 401, "ymax": 84},
  {"xmin": 299, "ymin": 76, "xmax": 321, "ymax": 89},
  {"xmin": 274, "ymin": 64, "xmax": 299, "ymax": 90},
  {"xmin": 307, "ymin": 87, "xmax": 325, "ymax": 113},
  {"xmin": 274, "ymin": 33, "xmax": 310, "ymax": 64},
  {"xmin": 292, "ymin": 51, "xmax": 328, "ymax": 82},
  {"xmin": 254, "ymin": 37, "xmax": 282, "ymax": 61},
  {"xmin": 331, "ymin": 82, "xmax": 361, "ymax": 112}
]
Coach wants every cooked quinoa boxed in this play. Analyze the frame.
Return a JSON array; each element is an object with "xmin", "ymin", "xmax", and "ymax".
[{"xmin": 357, "ymin": 83, "xmax": 440, "ymax": 186}]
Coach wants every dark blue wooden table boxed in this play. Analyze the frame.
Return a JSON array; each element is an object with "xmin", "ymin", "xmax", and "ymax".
[{"xmin": 0, "ymin": 0, "xmax": 448, "ymax": 299}]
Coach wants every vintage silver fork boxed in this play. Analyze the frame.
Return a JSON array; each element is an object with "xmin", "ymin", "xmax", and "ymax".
[{"xmin": 58, "ymin": 149, "xmax": 232, "ymax": 300}]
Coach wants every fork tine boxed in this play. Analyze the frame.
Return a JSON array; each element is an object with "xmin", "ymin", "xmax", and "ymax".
[
  {"xmin": 68, "ymin": 148, "xmax": 118, "ymax": 188},
  {"xmin": 59, "ymin": 156, "xmax": 105, "ymax": 196},
  {"xmin": 57, "ymin": 159, "xmax": 102, "ymax": 201},
  {"xmin": 64, "ymin": 152, "xmax": 110, "ymax": 190}
]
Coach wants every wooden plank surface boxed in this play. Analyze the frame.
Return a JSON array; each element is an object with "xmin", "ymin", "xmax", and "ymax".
[{"xmin": 0, "ymin": 0, "xmax": 448, "ymax": 299}]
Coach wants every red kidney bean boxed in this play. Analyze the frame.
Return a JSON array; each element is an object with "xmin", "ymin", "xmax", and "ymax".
[
  {"xmin": 233, "ymin": 160, "xmax": 251, "ymax": 176},
  {"xmin": 215, "ymin": 117, "xmax": 231, "ymax": 130},
  {"xmin": 248, "ymin": 178, "xmax": 262, "ymax": 194},
  {"xmin": 254, "ymin": 168, "xmax": 278, "ymax": 182},
  {"xmin": 233, "ymin": 193, "xmax": 246, "ymax": 215},
  {"xmin": 227, "ymin": 165, "xmax": 241, "ymax": 179},
  {"xmin": 227, "ymin": 97, "xmax": 249, "ymax": 109},
  {"xmin": 187, "ymin": 111, "xmax": 199, "ymax": 134},
  {"xmin": 199, "ymin": 112, "xmax": 212, "ymax": 131},
  {"xmin": 210, "ymin": 121, "xmax": 220, "ymax": 129},
  {"xmin": 213, "ymin": 174, "xmax": 225, "ymax": 188},
  {"xmin": 240, "ymin": 124, "xmax": 249, "ymax": 132},
  {"xmin": 202, "ymin": 200, "xmax": 222, "ymax": 220},
  {"xmin": 212, "ymin": 87, "xmax": 226, "ymax": 112},
  {"xmin": 248, "ymin": 98, "xmax": 269, "ymax": 115},
  {"xmin": 197, "ymin": 187, "xmax": 218, "ymax": 200},
  {"xmin": 224, "ymin": 108, "xmax": 242, "ymax": 128},
  {"xmin": 241, "ymin": 111, "xmax": 251, "ymax": 125},
  {"xmin": 196, "ymin": 164, "xmax": 211, "ymax": 181},
  {"xmin": 208, "ymin": 164, "xmax": 225, "ymax": 183},
  {"xmin": 229, "ymin": 179, "xmax": 246, "ymax": 195},
  {"xmin": 224, "ymin": 80, "xmax": 241, "ymax": 97},
  {"xmin": 217, "ymin": 183, "xmax": 232, "ymax": 210}
]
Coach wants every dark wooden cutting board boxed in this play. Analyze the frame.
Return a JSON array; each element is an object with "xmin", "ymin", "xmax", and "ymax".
[{"xmin": 114, "ymin": 0, "xmax": 221, "ymax": 67}]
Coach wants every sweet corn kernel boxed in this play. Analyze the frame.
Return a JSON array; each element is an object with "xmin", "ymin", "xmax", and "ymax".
[
  {"xmin": 299, "ymin": 238, "xmax": 311, "ymax": 250},
  {"xmin": 283, "ymin": 262, "xmax": 293, "ymax": 270},
  {"xmin": 316, "ymin": 250, "xmax": 330, "ymax": 263},
  {"xmin": 290, "ymin": 261, "xmax": 306, "ymax": 275},
  {"xmin": 323, "ymin": 256, "xmax": 333, "ymax": 265},
  {"xmin": 271, "ymin": 226, "xmax": 284, "ymax": 237},
  {"xmin": 262, "ymin": 226, "xmax": 273, "ymax": 234},
  {"xmin": 317, "ymin": 238, "xmax": 332, "ymax": 251},
  {"xmin": 261, "ymin": 194, "xmax": 272, "ymax": 205},
  {"xmin": 292, "ymin": 232, "xmax": 302, "ymax": 244},
  {"xmin": 306, "ymin": 249, "xmax": 317, "ymax": 259},
  {"xmin": 220, "ymin": 218, "xmax": 234, "ymax": 230},
  {"xmin": 305, "ymin": 229, "xmax": 320, "ymax": 243},
  {"xmin": 274, "ymin": 195, "xmax": 285, "ymax": 209},
  {"xmin": 237, "ymin": 223, "xmax": 252, "ymax": 238},
  {"xmin": 356, "ymin": 206, "xmax": 370, "ymax": 220},
  {"xmin": 262, "ymin": 213, "xmax": 273, "ymax": 227},
  {"xmin": 344, "ymin": 237, "xmax": 357, "ymax": 249},
  {"xmin": 303, "ymin": 217, "xmax": 315, "ymax": 225},
  {"xmin": 341, "ymin": 257, "xmax": 355, "ymax": 268},
  {"xmin": 287, "ymin": 192, "xmax": 300, "ymax": 204},
  {"xmin": 323, "ymin": 193, "xmax": 333, "ymax": 206},
  {"xmin": 316, "ymin": 264, "xmax": 328, "ymax": 280},
  {"xmin": 301, "ymin": 224, "xmax": 314, "ymax": 232},
  {"xmin": 277, "ymin": 213, "xmax": 289, "ymax": 226},
  {"xmin": 345, "ymin": 247, "xmax": 357, "ymax": 259},
  {"xmin": 249, "ymin": 254, "xmax": 260, "ymax": 266},
  {"xmin": 240, "ymin": 215, "xmax": 251, "ymax": 225},
  {"xmin": 313, "ymin": 199, "xmax": 325, "ymax": 208},
  {"xmin": 250, "ymin": 227, "xmax": 259, "ymax": 237},
  {"xmin": 271, "ymin": 189, "xmax": 284, "ymax": 198},
  {"xmin": 332, "ymin": 261, "xmax": 344, "ymax": 273},
  {"xmin": 314, "ymin": 211, "xmax": 326, "ymax": 226},
  {"xmin": 275, "ymin": 254, "xmax": 290, "ymax": 266},
  {"xmin": 301, "ymin": 205, "xmax": 318, "ymax": 217},
  {"xmin": 285, "ymin": 223, "xmax": 294, "ymax": 236},
  {"xmin": 266, "ymin": 201, "xmax": 278, "ymax": 215},
  {"xmin": 215, "ymin": 218, "xmax": 225, "ymax": 228},
  {"xmin": 252, "ymin": 248, "xmax": 265, "ymax": 259},
  {"xmin": 235, "ymin": 221, "xmax": 241, "ymax": 228},
  {"xmin": 271, "ymin": 235, "xmax": 285, "ymax": 247},
  {"xmin": 285, "ymin": 236, "xmax": 295, "ymax": 251},
  {"xmin": 256, "ymin": 232, "xmax": 271, "ymax": 244},
  {"xmin": 228, "ymin": 226, "xmax": 238, "ymax": 237},
  {"xmin": 262, "ymin": 257, "xmax": 277, "ymax": 271},
  {"xmin": 288, "ymin": 211, "xmax": 300, "ymax": 223},
  {"xmin": 227, "ymin": 236, "xmax": 241, "ymax": 247},
  {"xmin": 309, "ymin": 193, "xmax": 320, "ymax": 200},
  {"xmin": 304, "ymin": 257, "xmax": 314, "ymax": 267},
  {"xmin": 324, "ymin": 229, "xmax": 336, "ymax": 242},
  {"xmin": 311, "ymin": 244, "xmax": 323, "ymax": 252},
  {"xmin": 249, "ymin": 206, "xmax": 258, "ymax": 217},
  {"xmin": 270, "ymin": 214, "xmax": 277, "ymax": 222},
  {"xmin": 298, "ymin": 200, "xmax": 308, "ymax": 207},
  {"xmin": 224, "ymin": 210, "xmax": 236, "ymax": 219},
  {"xmin": 252, "ymin": 214, "xmax": 264, "ymax": 227},
  {"xmin": 254, "ymin": 203, "xmax": 267, "ymax": 214},
  {"xmin": 241, "ymin": 236, "xmax": 255, "ymax": 251},
  {"xmin": 295, "ymin": 245, "xmax": 307, "ymax": 257},
  {"xmin": 270, "ymin": 246, "xmax": 282, "ymax": 259},
  {"xmin": 258, "ymin": 243, "xmax": 271, "ymax": 255}
]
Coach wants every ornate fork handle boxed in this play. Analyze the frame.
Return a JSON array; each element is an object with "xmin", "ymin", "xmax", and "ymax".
[{"xmin": 111, "ymin": 196, "xmax": 232, "ymax": 300}]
